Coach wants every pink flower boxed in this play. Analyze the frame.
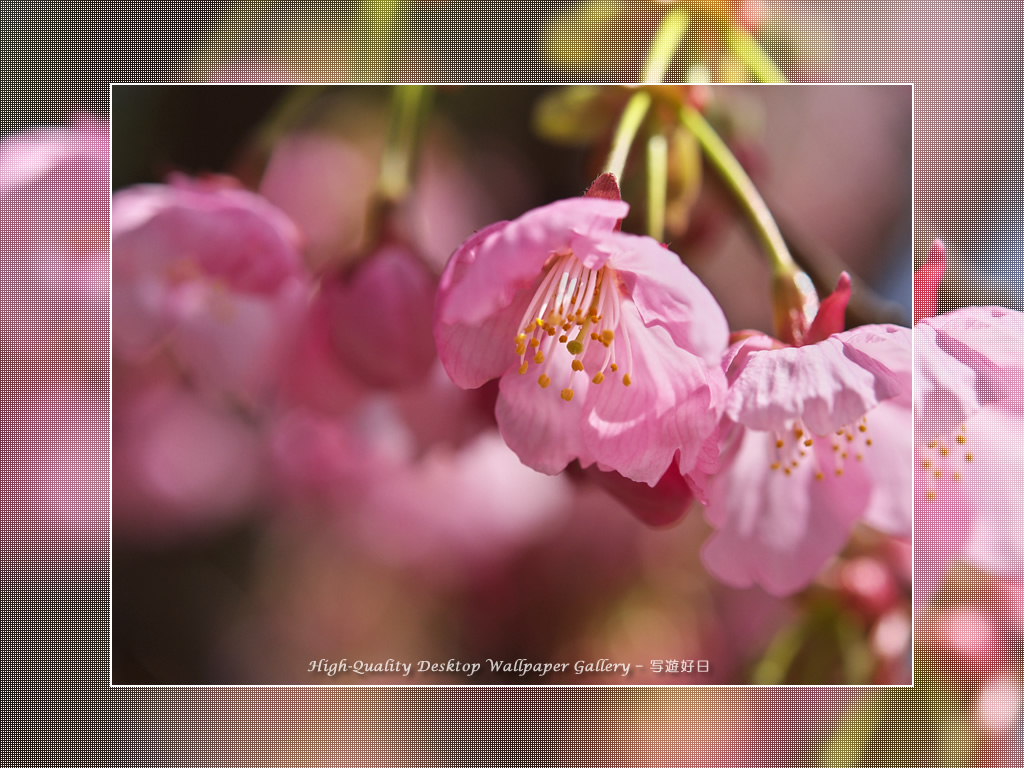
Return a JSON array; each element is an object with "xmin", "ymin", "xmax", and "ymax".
[
  {"xmin": 111, "ymin": 175, "xmax": 311, "ymax": 401},
  {"xmin": 434, "ymin": 188, "xmax": 729, "ymax": 486},
  {"xmin": 913, "ymin": 242, "xmax": 1024, "ymax": 606},
  {"xmin": 701, "ymin": 273, "xmax": 912, "ymax": 595}
]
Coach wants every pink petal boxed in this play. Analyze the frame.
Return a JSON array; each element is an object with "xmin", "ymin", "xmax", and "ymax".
[
  {"xmin": 581, "ymin": 300, "xmax": 726, "ymax": 486},
  {"xmin": 609, "ymin": 234, "xmax": 729, "ymax": 365},
  {"xmin": 914, "ymin": 307, "xmax": 1021, "ymax": 438},
  {"xmin": 859, "ymin": 395, "xmax": 913, "ymax": 537},
  {"xmin": 437, "ymin": 197, "xmax": 628, "ymax": 326},
  {"xmin": 702, "ymin": 426, "xmax": 871, "ymax": 595},
  {"xmin": 914, "ymin": 461, "xmax": 971, "ymax": 610},
  {"xmin": 723, "ymin": 324, "xmax": 905, "ymax": 435},
  {"xmin": 960, "ymin": 399, "xmax": 1024, "ymax": 579},
  {"xmin": 913, "ymin": 238, "xmax": 946, "ymax": 323},
  {"xmin": 494, "ymin": 343, "xmax": 595, "ymax": 476}
]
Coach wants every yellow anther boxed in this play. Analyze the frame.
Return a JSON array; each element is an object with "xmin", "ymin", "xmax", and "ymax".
[
  {"xmin": 815, "ymin": 472, "xmax": 824, "ymax": 481},
  {"xmin": 957, "ymin": 435, "xmax": 966, "ymax": 445},
  {"xmin": 940, "ymin": 447, "xmax": 949, "ymax": 457},
  {"xmin": 518, "ymin": 362, "xmax": 529, "ymax": 375},
  {"xmin": 622, "ymin": 373, "xmax": 632, "ymax": 387},
  {"xmin": 934, "ymin": 470, "xmax": 941, "ymax": 479},
  {"xmin": 600, "ymin": 329, "xmax": 615, "ymax": 343},
  {"xmin": 865, "ymin": 439, "xmax": 873, "ymax": 446},
  {"xmin": 794, "ymin": 428, "xmax": 804, "ymax": 438},
  {"xmin": 571, "ymin": 360, "xmax": 584, "ymax": 372},
  {"xmin": 592, "ymin": 372, "xmax": 605, "ymax": 384},
  {"xmin": 856, "ymin": 454, "xmax": 863, "ymax": 461},
  {"xmin": 515, "ymin": 343, "xmax": 526, "ymax": 356},
  {"xmin": 770, "ymin": 462, "xmax": 781, "ymax": 470},
  {"xmin": 559, "ymin": 334, "xmax": 568, "ymax": 343},
  {"xmin": 561, "ymin": 388, "xmax": 574, "ymax": 401},
  {"xmin": 591, "ymin": 332, "xmax": 600, "ymax": 341},
  {"xmin": 835, "ymin": 468, "xmax": 844, "ymax": 476},
  {"xmin": 534, "ymin": 352, "xmax": 545, "ymax": 364},
  {"xmin": 784, "ymin": 468, "xmax": 791, "ymax": 476},
  {"xmin": 804, "ymin": 439, "xmax": 813, "ymax": 447},
  {"xmin": 858, "ymin": 424, "xmax": 867, "ymax": 432},
  {"xmin": 965, "ymin": 452, "xmax": 974, "ymax": 462},
  {"xmin": 516, "ymin": 333, "xmax": 526, "ymax": 343},
  {"xmin": 926, "ymin": 490, "xmax": 937, "ymax": 500},
  {"xmin": 610, "ymin": 363, "xmax": 618, "ymax": 372},
  {"xmin": 538, "ymin": 374, "xmax": 551, "ymax": 388},
  {"xmin": 846, "ymin": 434, "xmax": 854, "ymax": 442},
  {"xmin": 529, "ymin": 338, "xmax": 540, "ymax": 348},
  {"xmin": 928, "ymin": 441, "xmax": 937, "ymax": 449},
  {"xmin": 832, "ymin": 444, "xmax": 840, "ymax": 452},
  {"xmin": 921, "ymin": 460, "xmax": 931, "ymax": 469},
  {"xmin": 776, "ymin": 439, "xmax": 785, "ymax": 449}
]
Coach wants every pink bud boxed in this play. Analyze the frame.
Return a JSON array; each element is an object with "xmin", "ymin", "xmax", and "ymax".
[
  {"xmin": 913, "ymin": 238, "xmax": 946, "ymax": 323},
  {"xmin": 320, "ymin": 243, "xmax": 438, "ymax": 388}
]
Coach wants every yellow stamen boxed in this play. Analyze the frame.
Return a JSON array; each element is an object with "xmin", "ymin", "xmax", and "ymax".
[
  {"xmin": 518, "ymin": 362, "xmax": 528, "ymax": 375},
  {"xmin": 592, "ymin": 372, "xmax": 605, "ymax": 384},
  {"xmin": 534, "ymin": 352, "xmax": 545, "ymax": 364},
  {"xmin": 571, "ymin": 360, "xmax": 584, "ymax": 372},
  {"xmin": 561, "ymin": 388, "xmax": 574, "ymax": 401},
  {"xmin": 622, "ymin": 373, "xmax": 632, "ymax": 387},
  {"xmin": 538, "ymin": 374, "xmax": 551, "ymax": 389}
]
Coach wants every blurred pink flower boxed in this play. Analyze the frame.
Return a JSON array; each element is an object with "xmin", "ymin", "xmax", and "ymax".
[
  {"xmin": 258, "ymin": 125, "xmax": 527, "ymax": 274},
  {"xmin": 913, "ymin": 239, "xmax": 1024, "ymax": 607},
  {"xmin": 435, "ymin": 192, "xmax": 728, "ymax": 486},
  {"xmin": 318, "ymin": 243, "xmax": 438, "ymax": 388},
  {"xmin": 112, "ymin": 379, "xmax": 267, "ymax": 541},
  {"xmin": 0, "ymin": 117, "xmax": 109, "ymax": 558},
  {"xmin": 0, "ymin": 115, "xmax": 108, "ymax": 371},
  {"xmin": 111, "ymin": 175, "xmax": 312, "ymax": 401},
  {"xmin": 350, "ymin": 430, "xmax": 571, "ymax": 580},
  {"xmin": 701, "ymin": 274, "xmax": 912, "ymax": 595}
]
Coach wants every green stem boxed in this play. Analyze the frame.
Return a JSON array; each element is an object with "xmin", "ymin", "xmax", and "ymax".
[
  {"xmin": 680, "ymin": 104, "xmax": 796, "ymax": 275},
  {"xmin": 376, "ymin": 84, "xmax": 431, "ymax": 204},
  {"xmin": 603, "ymin": 91, "xmax": 652, "ymax": 180},
  {"xmin": 643, "ymin": 7, "xmax": 689, "ymax": 83},
  {"xmin": 355, "ymin": 0, "xmax": 406, "ymax": 81},
  {"xmin": 727, "ymin": 27, "xmax": 788, "ymax": 84},
  {"xmin": 601, "ymin": 6, "xmax": 689, "ymax": 180},
  {"xmin": 646, "ymin": 133, "xmax": 667, "ymax": 241}
]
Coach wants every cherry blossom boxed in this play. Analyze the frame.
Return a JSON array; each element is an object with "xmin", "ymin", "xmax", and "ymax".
[
  {"xmin": 702, "ymin": 274, "xmax": 912, "ymax": 594},
  {"xmin": 434, "ymin": 187, "xmax": 728, "ymax": 486}
]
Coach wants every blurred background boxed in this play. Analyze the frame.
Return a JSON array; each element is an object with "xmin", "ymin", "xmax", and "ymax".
[{"xmin": 5, "ymin": 0, "xmax": 1022, "ymax": 765}]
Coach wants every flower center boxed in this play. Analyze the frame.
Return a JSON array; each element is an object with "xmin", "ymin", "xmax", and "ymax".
[
  {"xmin": 768, "ymin": 415, "xmax": 873, "ymax": 480},
  {"xmin": 919, "ymin": 423, "xmax": 971, "ymax": 502},
  {"xmin": 514, "ymin": 250, "xmax": 632, "ymax": 401}
]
